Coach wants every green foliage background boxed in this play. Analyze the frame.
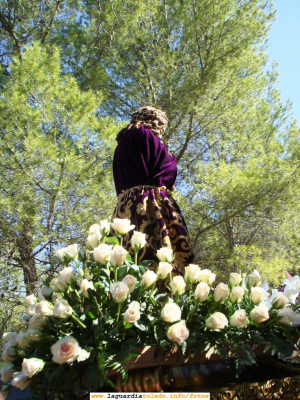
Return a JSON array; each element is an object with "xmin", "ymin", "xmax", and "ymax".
[{"xmin": 0, "ymin": 0, "xmax": 299, "ymax": 339}]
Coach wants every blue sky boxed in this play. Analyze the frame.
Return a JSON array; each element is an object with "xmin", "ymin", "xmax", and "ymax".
[{"xmin": 266, "ymin": 0, "xmax": 300, "ymax": 122}]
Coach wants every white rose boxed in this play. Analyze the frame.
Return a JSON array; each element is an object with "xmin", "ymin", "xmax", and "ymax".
[
  {"xmin": 28, "ymin": 314, "xmax": 47, "ymax": 330},
  {"xmin": 206, "ymin": 312, "xmax": 228, "ymax": 330},
  {"xmin": 184, "ymin": 264, "xmax": 201, "ymax": 285},
  {"xmin": 278, "ymin": 308, "xmax": 295, "ymax": 325},
  {"xmin": 214, "ymin": 283, "xmax": 230, "ymax": 302},
  {"xmin": 157, "ymin": 262, "xmax": 173, "ymax": 279},
  {"xmin": 56, "ymin": 244, "xmax": 79, "ymax": 263},
  {"xmin": 58, "ymin": 266, "xmax": 74, "ymax": 285},
  {"xmin": 167, "ymin": 320, "xmax": 189, "ymax": 345},
  {"xmin": 11, "ymin": 371, "xmax": 30, "ymax": 390},
  {"xmin": 124, "ymin": 302, "xmax": 141, "ymax": 323},
  {"xmin": 130, "ymin": 231, "xmax": 147, "ymax": 252},
  {"xmin": 25, "ymin": 329, "xmax": 43, "ymax": 342},
  {"xmin": 99, "ymin": 220, "xmax": 111, "ymax": 236},
  {"xmin": 230, "ymin": 309, "xmax": 249, "ymax": 328},
  {"xmin": 156, "ymin": 247, "xmax": 173, "ymax": 263},
  {"xmin": 250, "ymin": 304, "xmax": 269, "ymax": 323},
  {"xmin": 36, "ymin": 300, "xmax": 53, "ymax": 317},
  {"xmin": 22, "ymin": 358, "xmax": 44, "ymax": 377},
  {"xmin": 110, "ymin": 282, "xmax": 129, "ymax": 303},
  {"xmin": 198, "ymin": 269, "xmax": 216, "ymax": 285},
  {"xmin": 80, "ymin": 279, "xmax": 94, "ymax": 298},
  {"xmin": 110, "ymin": 245, "xmax": 128, "ymax": 267},
  {"xmin": 249, "ymin": 286, "xmax": 266, "ymax": 304},
  {"xmin": 51, "ymin": 336, "xmax": 81, "ymax": 364},
  {"xmin": 20, "ymin": 313, "xmax": 31, "ymax": 325},
  {"xmin": 161, "ymin": 303, "xmax": 182, "ymax": 323},
  {"xmin": 2, "ymin": 332, "xmax": 18, "ymax": 347},
  {"xmin": 88, "ymin": 224, "xmax": 101, "ymax": 235},
  {"xmin": 26, "ymin": 304, "xmax": 36, "ymax": 316},
  {"xmin": 229, "ymin": 273, "xmax": 242, "ymax": 287},
  {"xmin": 195, "ymin": 282, "xmax": 210, "ymax": 302},
  {"xmin": 86, "ymin": 232, "xmax": 102, "ymax": 249},
  {"xmin": 16, "ymin": 332, "xmax": 31, "ymax": 348},
  {"xmin": 2, "ymin": 344, "xmax": 17, "ymax": 362},
  {"xmin": 122, "ymin": 275, "xmax": 137, "ymax": 293},
  {"xmin": 23, "ymin": 294, "xmax": 37, "ymax": 306},
  {"xmin": 230, "ymin": 286, "xmax": 244, "ymax": 303},
  {"xmin": 38, "ymin": 286, "xmax": 53, "ymax": 300},
  {"xmin": 93, "ymin": 243, "xmax": 113, "ymax": 264},
  {"xmin": 140, "ymin": 270, "xmax": 157, "ymax": 289},
  {"xmin": 272, "ymin": 293, "xmax": 289, "ymax": 309},
  {"xmin": 170, "ymin": 276, "xmax": 186, "ymax": 295},
  {"xmin": 53, "ymin": 300, "xmax": 73, "ymax": 318},
  {"xmin": 246, "ymin": 272, "xmax": 261, "ymax": 288},
  {"xmin": 0, "ymin": 362, "xmax": 15, "ymax": 383},
  {"xmin": 111, "ymin": 218, "xmax": 135, "ymax": 235}
]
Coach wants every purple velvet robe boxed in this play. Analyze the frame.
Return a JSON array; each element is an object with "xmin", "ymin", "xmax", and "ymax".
[{"xmin": 113, "ymin": 125, "xmax": 177, "ymax": 195}]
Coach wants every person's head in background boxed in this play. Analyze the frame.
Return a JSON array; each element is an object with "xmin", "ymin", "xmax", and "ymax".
[{"xmin": 116, "ymin": 106, "xmax": 168, "ymax": 143}]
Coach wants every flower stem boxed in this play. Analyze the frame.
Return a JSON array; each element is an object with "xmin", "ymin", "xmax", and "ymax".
[
  {"xmin": 134, "ymin": 251, "xmax": 138, "ymax": 265},
  {"xmin": 120, "ymin": 236, "xmax": 123, "ymax": 247},
  {"xmin": 116, "ymin": 303, "xmax": 122, "ymax": 323},
  {"xmin": 114, "ymin": 268, "xmax": 118, "ymax": 282},
  {"xmin": 71, "ymin": 314, "xmax": 87, "ymax": 329}
]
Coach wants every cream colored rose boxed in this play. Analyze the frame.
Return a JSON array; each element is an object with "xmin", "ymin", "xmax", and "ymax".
[
  {"xmin": 25, "ymin": 329, "xmax": 43, "ymax": 342},
  {"xmin": 11, "ymin": 371, "xmax": 30, "ymax": 390},
  {"xmin": 250, "ymin": 304, "xmax": 269, "ymax": 323},
  {"xmin": 206, "ymin": 312, "xmax": 228, "ymax": 330},
  {"xmin": 2, "ymin": 332, "xmax": 18, "ymax": 347},
  {"xmin": 249, "ymin": 287, "xmax": 265, "ymax": 304},
  {"xmin": 124, "ymin": 302, "xmax": 141, "ymax": 323},
  {"xmin": 230, "ymin": 286, "xmax": 244, "ymax": 303},
  {"xmin": 140, "ymin": 270, "xmax": 157, "ymax": 289},
  {"xmin": 50, "ymin": 277, "xmax": 61, "ymax": 292},
  {"xmin": 20, "ymin": 313, "xmax": 31, "ymax": 325},
  {"xmin": 184, "ymin": 264, "xmax": 201, "ymax": 284},
  {"xmin": 38, "ymin": 286, "xmax": 53, "ymax": 300},
  {"xmin": 58, "ymin": 266, "xmax": 74, "ymax": 285},
  {"xmin": 110, "ymin": 282, "xmax": 129, "ymax": 303},
  {"xmin": 214, "ymin": 283, "xmax": 230, "ymax": 302},
  {"xmin": 80, "ymin": 279, "xmax": 94, "ymax": 298},
  {"xmin": 22, "ymin": 358, "xmax": 44, "ymax": 377},
  {"xmin": 88, "ymin": 224, "xmax": 101, "ymax": 235},
  {"xmin": 93, "ymin": 243, "xmax": 113, "ymax": 264},
  {"xmin": 246, "ymin": 272, "xmax": 261, "ymax": 288},
  {"xmin": 272, "ymin": 293, "xmax": 289, "ymax": 309},
  {"xmin": 229, "ymin": 273, "xmax": 242, "ymax": 287},
  {"xmin": 56, "ymin": 244, "xmax": 79, "ymax": 263},
  {"xmin": 195, "ymin": 282, "xmax": 210, "ymax": 302},
  {"xmin": 99, "ymin": 220, "xmax": 111, "ymax": 236},
  {"xmin": 111, "ymin": 218, "xmax": 135, "ymax": 235},
  {"xmin": 230, "ymin": 309, "xmax": 249, "ymax": 328},
  {"xmin": 26, "ymin": 304, "xmax": 36, "ymax": 316},
  {"xmin": 110, "ymin": 245, "xmax": 128, "ymax": 267},
  {"xmin": 170, "ymin": 276, "xmax": 186, "ymax": 295},
  {"xmin": 28, "ymin": 314, "xmax": 47, "ymax": 330},
  {"xmin": 51, "ymin": 336, "xmax": 82, "ymax": 364},
  {"xmin": 157, "ymin": 262, "xmax": 173, "ymax": 279},
  {"xmin": 2, "ymin": 343, "xmax": 17, "ymax": 362},
  {"xmin": 16, "ymin": 332, "xmax": 31, "ymax": 348},
  {"xmin": 198, "ymin": 269, "xmax": 216, "ymax": 285},
  {"xmin": 156, "ymin": 247, "xmax": 173, "ymax": 263},
  {"xmin": 0, "ymin": 362, "xmax": 15, "ymax": 383},
  {"xmin": 53, "ymin": 300, "xmax": 73, "ymax": 318},
  {"xmin": 130, "ymin": 231, "xmax": 147, "ymax": 252},
  {"xmin": 278, "ymin": 308, "xmax": 295, "ymax": 325},
  {"xmin": 86, "ymin": 232, "xmax": 102, "ymax": 249},
  {"xmin": 161, "ymin": 303, "xmax": 182, "ymax": 323},
  {"xmin": 36, "ymin": 300, "xmax": 53, "ymax": 317},
  {"xmin": 23, "ymin": 294, "xmax": 37, "ymax": 306},
  {"xmin": 167, "ymin": 320, "xmax": 189, "ymax": 345},
  {"xmin": 122, "ymin": 275, "xmax": 137, "ymax": 293}
]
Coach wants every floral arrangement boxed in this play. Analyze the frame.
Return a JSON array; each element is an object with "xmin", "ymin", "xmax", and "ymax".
[{"xmin": 1, "ymin": 218, "xmax": 300, "ymax": 399}]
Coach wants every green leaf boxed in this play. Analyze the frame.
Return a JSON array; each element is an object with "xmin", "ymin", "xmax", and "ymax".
[
  {"xmin": 104, "ymin": 237, "xmax": 119, "ymax": 245},
  {"xmin": 117, "ymin": 265, "xmax": 128, "ymax": 279},
  {"xmin": 134, "ymin": 319, "xmax": 148, "ymax": 331}
]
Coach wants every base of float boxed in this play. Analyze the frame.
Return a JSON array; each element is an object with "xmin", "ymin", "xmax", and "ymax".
[{"xmin": 110, "ymin": 346, "xmax": 300, "ymax": 399}]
